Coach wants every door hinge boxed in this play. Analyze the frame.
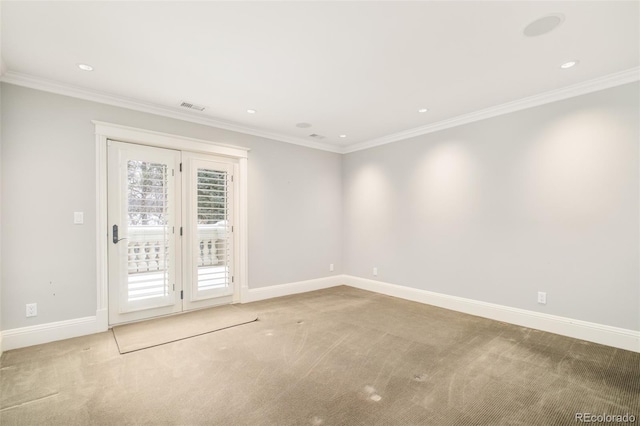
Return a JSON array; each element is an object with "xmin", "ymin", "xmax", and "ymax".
[
  {"xmin": 231, "ymin": 175, "xmax": 234, "ymax": 182},
  {"xmin": 231, "ymin": 226, "xmax": 234, "ymax": 232},
  {"xmin": 180, "ymin": 290, "xmax": 184, "ymax": 300},
  {"xmin": 232, "ymin": 276, "xmax": 234, "ymax": 283},
  {"xmin": 172, "ymin": 169, "xmax": 174, "ymax": 176},
  {"xmin": 180, "ymin": 163, "xmax": 182, "ymax": 172},
  {"xmin": 180, "ymin": 227, "xmax": 183, "ymax": 236}
]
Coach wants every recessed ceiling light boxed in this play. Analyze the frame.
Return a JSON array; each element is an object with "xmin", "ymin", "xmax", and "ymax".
[
  {"xmin": 418, "ymin": 108, "xmax": 429, "ymax": 113},
  {"xmin": 560, "ymin": 60, "xmax": 579, "ymax": 69},
  {"xmin": 523, "ymin": 14, "xmax": 565, "ymax": 37},
  {"xmin": 77, "ymin": 63, "xmax": 93, "ymax": 71},
  {"xmin": 339, "ymin": 134, "xmax": 347, "ymax": 138},
  {"xmin": 296, "ymin": 122, "xmax": 312, "ymax": 128},
  {"xmin": 247, "ymin": 109, "xmax": 256, "ymax": 114}
]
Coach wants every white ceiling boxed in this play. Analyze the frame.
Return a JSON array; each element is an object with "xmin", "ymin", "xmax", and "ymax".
[{"xmin": 1, "ymin": 1, "xmax": 638, "ymax": 153}]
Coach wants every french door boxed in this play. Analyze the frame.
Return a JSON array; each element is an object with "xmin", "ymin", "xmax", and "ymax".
[
  {"xmin": 107, "ymin": 141, "xmax": 236, "ymax": 325},
  {"xmin": 182, "ymin": 152, "xmax": 235, "ymax": 311}
]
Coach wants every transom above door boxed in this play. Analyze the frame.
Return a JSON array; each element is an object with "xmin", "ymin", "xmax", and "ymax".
[{"xmin": 107, "ymin": 141, "xmax": 239, "ymax": 325}]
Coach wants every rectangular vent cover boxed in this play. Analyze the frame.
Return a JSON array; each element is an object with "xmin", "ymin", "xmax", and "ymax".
[{"xmin": 180, "ymin": 102, "xmax": 206, "ymax": 112}]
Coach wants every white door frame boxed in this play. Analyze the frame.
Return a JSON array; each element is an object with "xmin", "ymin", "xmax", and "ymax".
[{"xmin": 95, "ymin": 121, "xmax": 249, "ymax": 331}]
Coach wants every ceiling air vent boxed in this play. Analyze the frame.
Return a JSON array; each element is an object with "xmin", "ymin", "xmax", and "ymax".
[
  {"xmin": 308, "ymin": 133, "xmax": 325, "ymax": 140},
  {"xmin": 180, "ymin": 101, "xmax": 206, "ymax": 112}
]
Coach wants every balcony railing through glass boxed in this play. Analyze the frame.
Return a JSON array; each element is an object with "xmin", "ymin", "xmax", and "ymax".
[{"xmin": 126, "ymin": 223, "xmax": 229, "ymax": 301}]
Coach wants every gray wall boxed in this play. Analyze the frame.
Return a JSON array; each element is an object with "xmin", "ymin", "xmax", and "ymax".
[
  {"xmin": 343, "ymin": 83, "xmax": 639, "ymax": 331},
  {"xmin": 2, "ymin": 81, "xmax": 638, "ymax": 333},
  {"xmin": 0, "ymin": 83, "xmax": 342, "ymax": 330}
]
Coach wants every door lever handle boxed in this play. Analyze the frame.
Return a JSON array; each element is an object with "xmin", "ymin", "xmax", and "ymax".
[{"xmin": 113, "ymin": 224, "xmax": 127, "ymax": 244}]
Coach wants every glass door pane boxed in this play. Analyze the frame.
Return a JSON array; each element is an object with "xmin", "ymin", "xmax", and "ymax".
[
  {"xmin": 126, "ymin": 160, "xmax": 171, "ymax": 304},
  {"xmin": 196, "ymin": 168, "xmax": 230, "ymax": 293},
  {"xmin": 184, "ymin": 156, "xmax": 234, "ymax": 307}
]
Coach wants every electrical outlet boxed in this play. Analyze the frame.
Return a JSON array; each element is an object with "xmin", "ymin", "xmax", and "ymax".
[
  {"xmin": 373, "ymin": 267, "xmax": 378, "ymax": 276},
  {"xmin": 26, "ymin": 303, "xmax": 38, "ymax": 317},
  {"xmin": 73, "ymin": 211, "xmax": 84, "ymax": 224},
  {"xmin": 329, "ymin": 264, "xmax": 334, "ymax": 272},
  {"xmin": 537, "ymin": 292, "xmax": 547, "ymax": 305}
]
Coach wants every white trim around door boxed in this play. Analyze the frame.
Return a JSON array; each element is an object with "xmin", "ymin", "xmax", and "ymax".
[{"xmin": 95, "ymin": 121, "xmax": 249, "ymax": 331}]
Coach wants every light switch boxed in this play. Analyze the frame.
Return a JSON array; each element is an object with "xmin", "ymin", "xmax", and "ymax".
[{"xmin": 74, "ymin": 212, "xmax": 84, "ymax": 224}]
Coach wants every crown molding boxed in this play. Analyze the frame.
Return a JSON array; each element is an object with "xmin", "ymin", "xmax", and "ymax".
[
  {"xmin": 0, "ymin": 70, "xmax": 344, "ymax": 154},
  {"xmin": 343, "ymin": 67, "xmax": 640, "ymax": 154},
  {"xmin": 1, "ymin": 67, "xmax": 638, "ymax": 155}
]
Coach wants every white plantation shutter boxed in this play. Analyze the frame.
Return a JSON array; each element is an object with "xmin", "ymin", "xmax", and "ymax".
[
  {"xmin": 185, "ymin": 156, "xmax": 234, "ymax": 303},
  {"xmin": 195, "ymin": 168, "xmax": 231, "ymax": 292}
]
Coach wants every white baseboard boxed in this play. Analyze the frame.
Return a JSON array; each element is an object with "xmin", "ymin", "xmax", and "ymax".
[
  {"xmin": 0, "ymin": 275, "xmax": 341, "ymax": 351},
  {"xmin": 3, "ymin": 277, "xmax": 638, "ymax": 353},
  {"xmin": 1, "ymin": 309, "xmax": 108, "ymax": 352},
  {"xmin": 242, "ymin": 275, "xmax": 343, "ymax": 303},
  {"xmin": 341, "ymin": 275, "xmax": 640, "ymax": 353}
]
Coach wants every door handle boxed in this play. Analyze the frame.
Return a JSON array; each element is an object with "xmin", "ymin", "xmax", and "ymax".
[{"xmin": 113, "ymin": 224, "xmax": 127, "ymax": 244}]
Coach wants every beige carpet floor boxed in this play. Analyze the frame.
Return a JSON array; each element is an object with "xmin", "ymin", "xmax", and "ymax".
[
  {"xmin": 1, "ymin": 286, "xmax": 638, "ymax": 425},
  {"xmin": 112, "ymin": 305, "xmax": 258, "ymax": 354}
]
